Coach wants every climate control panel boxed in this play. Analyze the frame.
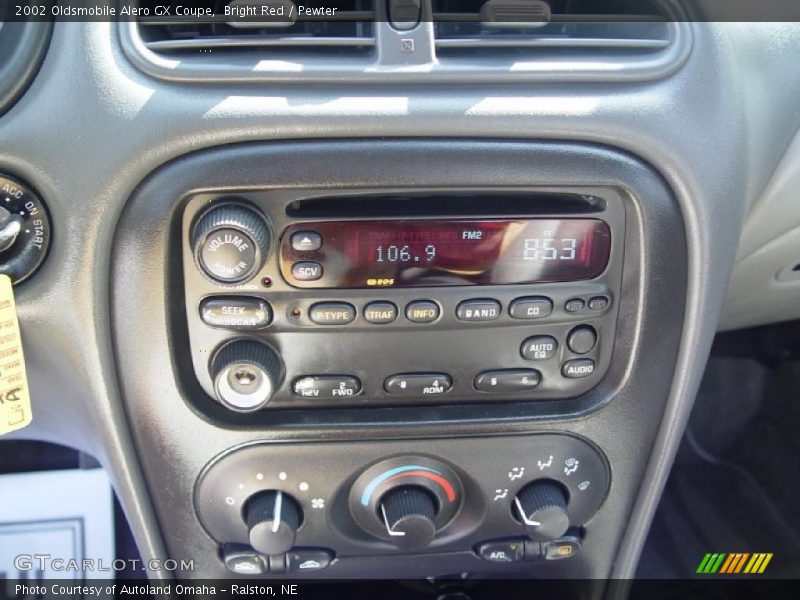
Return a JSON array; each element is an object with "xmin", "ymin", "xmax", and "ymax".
[
  {"xmin": 182, "ymin": 190, "xmax": 624, "ymax": 414},
  {"xmin": 195, "ymin": 434, "xmax": 610, "ymax": 576}
]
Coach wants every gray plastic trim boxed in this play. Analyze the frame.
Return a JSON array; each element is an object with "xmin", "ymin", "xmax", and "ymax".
[
  {"xmin": 119, "ymin": 19, "xmax": 692, "ymax": 84},
  {"xmin": 0, "ymin": 21, "xmax": 53, "ymax": 117}
]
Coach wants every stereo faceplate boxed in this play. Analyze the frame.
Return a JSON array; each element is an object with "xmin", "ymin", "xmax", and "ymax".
[{"xmin": 182, "ymin": 189, "xmax": 625, "ymax": 411}]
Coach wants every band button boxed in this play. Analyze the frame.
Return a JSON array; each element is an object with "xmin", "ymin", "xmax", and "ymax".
[
  {"xmin": 405, "ymin": 300, "xmax": 440, "ymax": 323},
  {"xmin": 309, "ymin": 302, "xmax": 356, "ymax": 325},
  {"xmin": 363, "ymin": 301, "xmax": 398, "ymax": 324},
  {"xmin": 456, "ymin": 299, "xmax": 501, "ymax": 322}
]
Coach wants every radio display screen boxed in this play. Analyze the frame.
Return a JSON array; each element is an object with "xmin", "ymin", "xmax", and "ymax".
[{"xmin": 280, "ymin": 219, "xmax": 611, "ymax": 288}]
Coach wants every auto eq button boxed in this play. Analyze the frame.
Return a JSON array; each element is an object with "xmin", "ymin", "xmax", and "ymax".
[
  {"xmin": 456, "ymin": 299, "xmax": 501, "ymax": 322},
  {"xmin": 385, "ymin": 373, "xmax": 452, "ymax": 396},
  {"xmin": 293, "ymin": 375, "xmax": 361, "ymax": 399},
  {"xmin": 309, "ymin": 302, "xmax": 356, "ymax": 325},
  {"xmin": 521, "ymin": 336, "xmax": 558, "ymax": 361}
]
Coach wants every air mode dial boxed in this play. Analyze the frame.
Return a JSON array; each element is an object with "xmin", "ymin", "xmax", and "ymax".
[{"xmin": 192, "ymin": 203, "xmax": 270, "ymax": 284}]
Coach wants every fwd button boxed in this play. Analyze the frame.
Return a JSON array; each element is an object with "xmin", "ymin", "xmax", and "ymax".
[
  {"xmin": 385, "ymin": 373, "xmax": 452, "ymax": 396},
  {"xmin": 293, "ymin": 376, "xmax": 361, "ymax": 398}
]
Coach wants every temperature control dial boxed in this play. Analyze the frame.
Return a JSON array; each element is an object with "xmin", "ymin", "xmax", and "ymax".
[
  {"xmin": 513, "ymin": 480, "xmax": 570, "ymax": 542},
  {"xmin": 379, "ymin": 486, "xmax": 438, "ymax": 551},
  {"xmin": 244, "ymin": 490, "xmax": 303, "ymax": 555},
  {"xmin": 350, "ymin": 456, "xmax": 463, "ymax": 550},
  {"xmin": 192, "ymin": 203, "xmax": 270, "ymax": 284}
]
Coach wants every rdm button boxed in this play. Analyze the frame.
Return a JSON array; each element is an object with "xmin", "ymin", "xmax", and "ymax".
[{"xmin": 309, "ymin": 302, "xmax": 356, "ymax": 325}]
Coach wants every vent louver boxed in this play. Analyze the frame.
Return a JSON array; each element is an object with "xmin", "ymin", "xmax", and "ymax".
[
  {"xmin": 136, "ymin": 0, "xmax": 376, "ymax": 56},
  {"xmin": 432, "ymin": 0, "xmax": 672, "ymax": 58}
]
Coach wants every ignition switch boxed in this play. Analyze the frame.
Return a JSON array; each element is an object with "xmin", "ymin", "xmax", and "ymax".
[{"xmin": 0, "ymin": 173, "xmax": 51, "ymax": 283}]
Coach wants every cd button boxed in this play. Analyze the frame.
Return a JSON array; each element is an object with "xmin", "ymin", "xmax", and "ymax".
[
  {"xmin": 405, "ymin": 300, "xmax": 440, "ymax": 323},
  {"xmin": 521, "ymin": 336, "xmax": 558, "ymax": 361},
  {"xmin": 364, "ymin": 301, "xmax": 398, "ymax": 324},
  {"xmin": 293, "ymin": 375, "xmax": 361, "ymax": 398},
  {"xmin": 385, "ymin": 373, "xmax": 452, "ymax": 396},
  {"xmin": 309, "ymin": 302, "xmax": 356, "ymax": 325},
  {"xmin": 562, "ymin": 358, "xmax": 596, "ymax": 378},
  {"xmin": 456, "ymin": 299, "xmax": 501, "ymax": 322},
  {"xmin": 474, "ymin": 369, "xmax": 541, "ymax": 393},
  {"xmin": 291, "ymin": 261, "xmax": 323, "ymax": 281},
  {"xmin": 509, "ymin": 297, "xmax": 553, "ymax": 320},
  {"xmin": 291, "ymin": 231, "xmax": 323, "ymax": 252}
]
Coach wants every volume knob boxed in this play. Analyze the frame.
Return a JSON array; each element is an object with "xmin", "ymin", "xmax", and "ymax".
[
  {"xmin": 210, "ymin": 340, "xmax": 282, "ymax": 412},
  {"xmin": 192, "ymin": 203, "xmax": 270, "ymax": 284}
]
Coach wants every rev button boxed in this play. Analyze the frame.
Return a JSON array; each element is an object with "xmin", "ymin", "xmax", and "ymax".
[
  {"xmin": 309, "ymin": 302, "xmax": 356, "ymax": 325},
  {"xmin": 385, "ymin": 373, "xmax": 452, "ymax": 396}
]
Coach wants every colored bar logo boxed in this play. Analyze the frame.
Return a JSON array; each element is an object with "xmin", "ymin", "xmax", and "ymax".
[{"xmin": 697, "ymin": 553, "xmax": 773, "ymax": 574}]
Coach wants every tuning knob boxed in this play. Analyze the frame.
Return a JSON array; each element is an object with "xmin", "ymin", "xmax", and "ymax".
[
  {"xmin": 210, "ymin": 340, "xmax": 282, "ymax": 412},
  {"xmin": 513, "ymin": 480, "xmax": 570, "ymax": 542},
  {"xmin": 379, "ymin": 486, "xmax": 438, "ymax": 550},
  {"xmin": 192, "ymin": 203, "xmax": 270, "ymax": 284},
  {"xmin": 244, "ymin": 490, "xmax": 303, "ymax": 555}
]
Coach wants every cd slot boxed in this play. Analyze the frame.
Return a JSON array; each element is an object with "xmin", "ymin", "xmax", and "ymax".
[{"xmin": 286, "ymin": 192, "xmax": 606, "ymax": 219}]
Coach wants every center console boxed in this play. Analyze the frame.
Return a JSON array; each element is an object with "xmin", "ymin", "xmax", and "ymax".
[{"xmin": 111, "ymin": 140, "xmax": 686, "ymax": 579}]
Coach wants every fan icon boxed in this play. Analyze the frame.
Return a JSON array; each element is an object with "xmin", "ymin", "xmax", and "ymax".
[{"xmin": 311, "ymin": 498, "xmax": 325, "ymax": 509}]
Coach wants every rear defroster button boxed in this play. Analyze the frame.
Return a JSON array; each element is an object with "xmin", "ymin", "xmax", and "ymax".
[{"xmin": 385, "ymin": 373, "xmax": 452, "ymax": 396}]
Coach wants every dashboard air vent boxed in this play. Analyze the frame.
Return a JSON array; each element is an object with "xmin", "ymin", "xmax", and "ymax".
[
  {"xmin": 136, "ymin": 0, "xmax": 376, "ymax": 56},
  {"xmin": 432, "ymin": 0, "xmax": 673, "ymax": 59}
]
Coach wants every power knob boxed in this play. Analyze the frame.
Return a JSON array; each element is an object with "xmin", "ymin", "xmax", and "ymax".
[
  {"xmin": 210, "ymin": 340, "xmax": 282, "ymax": 412},
  {"xmin": 192, "ymin": 203, "xmax": 270, "ymax": 284},
  {"xmin": 244, "ymin": 490, "xmax": 303, "ymax": 555},
  {"xmin": 513, "ymin": 480, "xmax": 570, "ymax": 542}
]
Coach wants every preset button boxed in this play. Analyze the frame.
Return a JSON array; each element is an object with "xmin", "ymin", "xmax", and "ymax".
[
  {"xmin": 309, "ymin": 302, "xmax": 356, "ymax": 325},
  {"xmin": 293, "ymin": 375, "xmax": 361, "ymax": 398},
  {"xmin": 474, "ymin": 369, "xmax": 541, "ymax": 393},
  {"xmin": 385, "ymin": 373, "xmax": 452, "ymax": 396}
]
